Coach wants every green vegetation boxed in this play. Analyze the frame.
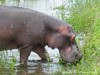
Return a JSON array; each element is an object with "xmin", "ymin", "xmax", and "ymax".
[
  {"xmin": 0, "ymin": 51, "xmax": 17, "ymax": 75},
  {"xmin": 53, "ymin": 0, "xmax": 100, "ymax": 75},
  {"xmin": 0, "ymin": 0, "xmax": 5, "ymax": 4}
]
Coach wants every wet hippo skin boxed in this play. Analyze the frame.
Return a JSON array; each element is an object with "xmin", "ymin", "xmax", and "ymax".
[{"xmin": 0, "ymin": 5, "xmax": 82, "ymax": 64}]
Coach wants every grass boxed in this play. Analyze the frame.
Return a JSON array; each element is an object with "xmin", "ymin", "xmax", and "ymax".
[
  {"xmin": 53, "ymin": 0, "xmax": 100, "ymax": 75},
  {"xmin": 0, "ymin": 51, "xmax": 17, "ymax": 75}
]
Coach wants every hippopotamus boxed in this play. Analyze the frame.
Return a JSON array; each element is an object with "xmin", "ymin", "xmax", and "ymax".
[{"xmin": 0, "ymin": 5, "xmax": 82, "ymax": 64}]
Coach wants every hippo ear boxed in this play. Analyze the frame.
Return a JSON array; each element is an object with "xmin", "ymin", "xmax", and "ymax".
[
  {"xmin": 59, "ymin": 26, "xmax": 75, "ymax": 42},
  {"xmin": 66, "ymin": 33, "xmax": 75, "ymax": 42}
]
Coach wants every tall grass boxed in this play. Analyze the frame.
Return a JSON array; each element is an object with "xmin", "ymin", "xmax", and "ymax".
[
  {"xmin": 0, "ymin": 51, "xmax": 17, "ymax": 75},
  {"xmin": 53, "ymin": 0, "xmax": 100, "ymax": 75}
]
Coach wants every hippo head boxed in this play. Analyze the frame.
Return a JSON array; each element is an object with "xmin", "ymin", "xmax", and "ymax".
[
  {"xmin": 46, "ymin": 25, "xmax": 82, "ymax": 64},
  {"xmin": 59, "ymin": 40, "xmax": 82, "ymax": 64}
]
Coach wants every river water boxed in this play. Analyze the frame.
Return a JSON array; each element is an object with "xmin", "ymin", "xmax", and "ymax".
[{"xmin": 0, "ymin": 0, "xmax": 69, "ymax": 75}]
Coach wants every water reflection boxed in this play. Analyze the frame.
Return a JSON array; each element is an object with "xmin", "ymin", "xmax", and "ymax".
[
  {"xmin": 16, "ymin": 63, "xmax": 46, "ymax": 75},
  {"xmin": 15, "ymin": 62, "xmax": 61, "ymax": 75},
  {"xmin": 0, "ymin": 49, "xmax": 60, "ymax": 75}
]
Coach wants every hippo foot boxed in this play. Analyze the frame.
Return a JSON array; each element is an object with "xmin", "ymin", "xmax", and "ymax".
[
  {"xmin": 19, "ymin": 63, "xmax": 28, "ymax": 67},
  {"xmin": 40, "ymin": 58, "xmax": 53, "ymax": 63}
]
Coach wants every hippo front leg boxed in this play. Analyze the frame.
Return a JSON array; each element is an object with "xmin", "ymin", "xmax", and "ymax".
[
  {"xmin": 19, "ymin": 46, "xmax": 32, "ymax": 65},
  {"xmin": 17, "ymin": 34, "xmax": 32, "ymax": 65},
  {"xmin": 33, "ymin": 46, "xmax": 50, "ymax": 62}
]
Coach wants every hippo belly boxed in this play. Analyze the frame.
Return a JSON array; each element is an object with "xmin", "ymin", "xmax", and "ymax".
[{"xmin": 0, "ymin": 40, "xmax": 17, "ymax": 50}]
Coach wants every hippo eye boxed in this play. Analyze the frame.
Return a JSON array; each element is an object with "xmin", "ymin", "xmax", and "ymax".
[
  {"xmin": 67, "ymin": 27, "xmax": 72, "ymax": 32},
  {"xmin": 66, "ymin": 37, "xmax": 71, "ymax": 45}
]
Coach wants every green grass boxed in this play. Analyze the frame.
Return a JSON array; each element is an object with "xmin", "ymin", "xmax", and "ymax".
[
  {"xmin": 0, "ymin": 51, "xmax": 17, "ymax": 75},
  {"xmin": 53, "ymin": 0, "xmax": 100, "ymax": 75}
]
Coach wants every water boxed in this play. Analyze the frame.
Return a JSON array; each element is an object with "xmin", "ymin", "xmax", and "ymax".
[
  {"xmin": 0, "ymin": 0, "xmax": 68, "ymax": 17},
  {"xmin": 1, "ymin": 47, "xmax": 60, "ymax": 75},
  {"xmin": 0, "ymin": 0, "xmax": 68, "ymax": 75}
]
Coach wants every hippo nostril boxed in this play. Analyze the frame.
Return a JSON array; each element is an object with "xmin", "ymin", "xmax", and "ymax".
[{"xmin": 75, "ymin": 53, "xmax": 82, "ymax": 61}]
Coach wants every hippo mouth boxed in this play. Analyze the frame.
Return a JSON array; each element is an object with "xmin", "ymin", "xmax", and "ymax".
[{"xmin": 59, "ymin": 42, "xmax": 82, "ymax": 64}]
